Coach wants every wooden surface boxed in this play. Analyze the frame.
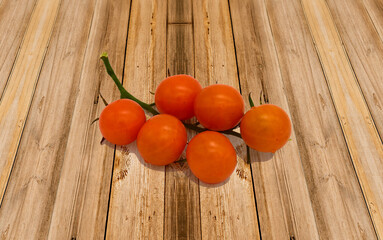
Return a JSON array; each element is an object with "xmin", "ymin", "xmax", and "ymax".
[{"xmin": 0, "ymin": 0, "xmax": 382, "ymax": 239}]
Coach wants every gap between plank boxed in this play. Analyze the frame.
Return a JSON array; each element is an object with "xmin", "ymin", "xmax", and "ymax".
[
  {"xmin": 103, "ymin": 146, "xmax": 117, "ymax": 240},
  {"xmin": 226, "ymin": 0, "xmax": 262, "ymax": 238},
  {"xmin": 103, "ymin": 0, "xmax": 134, "ymax": 238}
]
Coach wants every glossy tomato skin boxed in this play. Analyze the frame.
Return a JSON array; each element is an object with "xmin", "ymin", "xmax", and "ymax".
[
  {"xmin": 137, "ymin": 114, "xmax": 187, "ymax": 166},
  {"xmin": 186, "ymin": 131, "xmax": 237, "ymax": 184},
  {"xmin": 194, "ymin": 84, "xmax": 244, "ymax": 131},
  {"xmin": 240, "ymin": 104, "xmax": 291, "ymax": 153},
  {"xmin": 155, "ymin": 75, "xmax": 202, "ymax": 120},
  {"xmin": 99, "ymin": 99, "xmax": 146, "ymax": 145}
]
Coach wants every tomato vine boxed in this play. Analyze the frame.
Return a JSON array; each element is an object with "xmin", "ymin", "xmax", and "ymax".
[{"xmin": 100, "ymin": 52, "xmax": 242, "ymax": 138}]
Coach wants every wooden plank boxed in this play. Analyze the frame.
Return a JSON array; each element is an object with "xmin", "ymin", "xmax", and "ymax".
[
  {"xmin": 301, "ymin": 0, "xmax": 383, "ymax": 236},
  {"xmin": 363, "ymin": 0, "xmax": 383, "ymax": 42},
  {"xmin": 324, "ymin": 0, "xmax": 383, "ymax": 138},
  {"xmin": 0, "ymin": 0, "xmax": 98, "ymax": 239},
  {"xmin": 45, "ymin": 0, "xmax": 131, "ymax": 239},
  {"xmin": 262, "ymin": 0, "xmax": 377, "ymax": 238},
  {"xmin": 164, "ymin": 24, "xmax": 202, "ymax": 240},
  {"xmin": 193, "ymin": 1, "xmax": 261, "ymax": 239},
  {"xmin": 228, "ymin": 0, "xmax": 319, "ymax": 239},
  {"xmin": 105, "ymin": 0, "xmax": 167, "ymax": 239},
  {"xmin": 0, "ymin": 0, "xmax": 61, "ymax": 203},
  {"xmin": 168, "ymin": 0, "xmax": 192, "ymax": 24},
  {"xmin": 0, "ymin": 0, "xmax": 37, "ymax": 94}
]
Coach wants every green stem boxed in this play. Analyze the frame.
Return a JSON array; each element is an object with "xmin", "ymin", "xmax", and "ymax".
[
  {"xmin": 183, "ymin": 123, "xmax": 242, "ymax": 138},
  {"xmin": 100, "ymin": 52, "xmax": 242, "ymax": 139},
  {"xmin": 100, "ymin": 52, "xmax": 159, "ymax": 115}
]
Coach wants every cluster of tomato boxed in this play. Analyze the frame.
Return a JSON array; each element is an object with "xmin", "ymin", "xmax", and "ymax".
[{"xmin": 98, "ymin": 75, "xmax": 291, "ymax": 184}]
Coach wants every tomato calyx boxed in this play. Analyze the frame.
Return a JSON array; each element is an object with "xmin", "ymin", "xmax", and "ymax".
[
  {"xmin": 91, "ymin": 92, "xmax": 108, "ymax": 125},
  {"xmin": 248, "ymin": 92, "xmax": 255, "ymax": 108},
  {"xmin": 100, "ymin": 52, "xmax": 242, "ymax": 139},
  {"xmin": 249, "ymin": 90, "xmax": 269, "ymax": 107},
  {"xmin": 99, "ymin": 91, "xmax": 109, "ymax": 106},
  {"xmin": 91, "ymin": 117, "xmax": 99, "ymax": 125}
]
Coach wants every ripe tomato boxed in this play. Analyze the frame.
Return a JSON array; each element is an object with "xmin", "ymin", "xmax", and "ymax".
[
  {"xmin": 99, "ymin": 99, "xmax": 146, "ymax": 145},
  {"xmin": 240, "ymin": 104, "xmax": 291, "ymax": 153},
  {"xmin": 186, "ymin": 131, "xmax": 237, "ymax": 184},
  {"xmin": 137, "ymin": 114, "xmax": 187, "ymax": 166},
  {"xmin": 155, "ymin": 74, "xmax": 202, "ymax": 120},
  {"xmin": 194, "ymin": 84, "xmax": 244, "ymax": 131}
]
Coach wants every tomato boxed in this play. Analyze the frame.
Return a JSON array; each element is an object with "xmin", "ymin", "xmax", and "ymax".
[
  {"xmin": 137, "ymin": 114, "xmax": 187, "ymax": 166},
  {"xmin": 99, "ymin": 99, "xmax": 146, "ymax": 145},
  {"xmin": 194, "ymin": 84, "xmax": 244, "ymax": 131},
  {"xmin": 240, "ymin": 104, "xmax": 291, "ymax": 153},
  {"xmin": 155, "ymin": 74, "xmax": 202, "ymax": 120},
  {"xmin": 186, "ymin": 131, "xmax": 237, "ymax": 184}
]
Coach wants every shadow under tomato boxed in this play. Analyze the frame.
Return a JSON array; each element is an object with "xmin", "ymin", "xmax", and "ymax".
[
  {"xmin": 104, "ymin": 139, "xmax": 234, "ymax": 186},
  {"xmin": 109, "ymin": 140, "xmax": 165, "ymax": 172},
  {"xmin": 100, "ymin": 137, "xmax": 115, "ymax": 149},
  {"xmin": 199, "ymin": 177, "xmax": 231, "ymax": 188},
  {"xmin": 248, "ymin": 148, "xmax": 274, "ymax": 163},
  {"xmin": 168, "ymin": 161, "xmax": 231, "ymax": 188}
]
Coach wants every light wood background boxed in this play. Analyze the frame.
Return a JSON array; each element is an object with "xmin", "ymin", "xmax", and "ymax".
[{"xmin": 0, "ymin": 0, "xmax": 382, "ymax": 239}]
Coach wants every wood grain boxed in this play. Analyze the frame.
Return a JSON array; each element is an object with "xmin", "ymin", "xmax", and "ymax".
[
  {"xmin": 301, "ymin": 0, "xmax": 383, "ymax": 236},
  {"xmin": 168, "ymin": 0, "xmax": 192, "ymax": 24},
  {"xmin": 46, "ymin": 0, "xmax": 131, "ymax": 239},
  {"xmin": 229, "ymin": 0, "xmax": 319, "ymax": 239},
  {"xmin": 0, "ymin": 0, "xmax": 97, "ymax": 238},
  {"xmin": 0, "ymin": 0, "xmax": 37, "ymax": 94},
  {"xmin": 193, "ymin": 1, "xmax": 260, "ymax": 239},
  {"xmin": 263, "ymin": 0, "xmax": 376, "ymax": 238},
  {"xmin": 164, "ymin": 24, "xmax": 202, "ymax": 240},
  {"xmin": 0, "ymin": 0, "xmax": 381, "ymax": 238},
  {"xmin": 325, "ymin": 0, "xmax": 383, "ymax": 139},
  {"xmin": 363, "ymin": 0, "xmax": 383, "ymax": 43},
  {"xmin": 339, "ymin": 0, "xmax": 383, "ymax": 140},
  {"xmin": 105, "ymin": 0, "xmax": 167, "ymax": 239},
  {"xmin": 0, "ymin": 0, "xmax": 61, "ymax": 204},
  {"xmin": 324, "ymin": 0, "xmax": 383, "ymax": 139}
]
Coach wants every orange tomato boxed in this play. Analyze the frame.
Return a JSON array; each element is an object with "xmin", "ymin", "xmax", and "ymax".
[
  {"xmin": 155, "ymin": 75, "xmax": 202, "ymax": 120},
  {"xmin": 137, "ymin": 114, "xmax": 187, "ymax": 166},
  {"xmin": 99, "ymin": 99, "xmax": 146, "ymax": 145},
  {"xmin": 240, "ymin": 104, "xmax": 291, "ymax": 153},
  {"xmin": 194, "ymin": 84, "xmax": 244, "ymax": 131},
  {"xmin": 186, "ymin": 131, "xmax": 237, "ymax": 184}
]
